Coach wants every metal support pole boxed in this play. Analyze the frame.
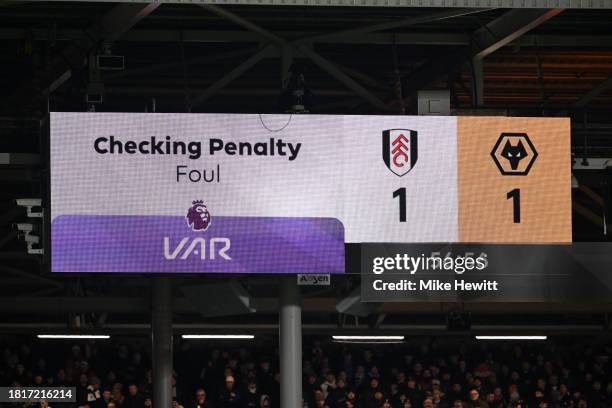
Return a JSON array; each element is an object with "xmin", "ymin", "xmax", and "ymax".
[
  {"xmin": 281, "ymin": 45, "xmax": 293, "ymax": 89},
  {"xmin": 152, "ymin": 277, "xmax": 173, "ymax": 408},
  {"xmin": 279, "ymin": 276, "xmax": 302, "ymax": 408},
  {"xmin": 471, "ymin": 57, "xmax": 484, "ymax": 107}
]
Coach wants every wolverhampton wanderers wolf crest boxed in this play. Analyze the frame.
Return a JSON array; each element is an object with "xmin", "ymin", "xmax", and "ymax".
[
  {"xmin": 382, "ymin": 129, "xmax": 418, "ymax": 177},
  {"xmin": 491, "ymin": 132, "xmax": 538, "ymax": 176}
]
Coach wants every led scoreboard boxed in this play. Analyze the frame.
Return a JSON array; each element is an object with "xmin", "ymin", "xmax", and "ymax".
[{"xmin": 49, "ymin": 113, "xmax": 570, "ymax": 273}]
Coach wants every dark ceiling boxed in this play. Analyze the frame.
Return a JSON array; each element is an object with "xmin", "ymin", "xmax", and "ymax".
[{"xmin": 1, "ymin": 4, "xmax": 612, "ymax": 114}]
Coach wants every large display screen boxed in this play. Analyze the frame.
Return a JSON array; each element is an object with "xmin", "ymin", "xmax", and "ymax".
[{"xmin": 49, "ymin": 113, "xmax": 570, "ymax": 273}]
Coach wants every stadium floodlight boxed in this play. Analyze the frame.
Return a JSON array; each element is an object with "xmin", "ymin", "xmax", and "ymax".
[
  {"xmin": 332, "ymin": 335, "xmax": 404, "ymax": 343},
  {"xmin": 475, "ymin": 335, "xmax": 547, "ymax": 340},
  {"xmin": 181, "ymin": 334, "xmax": 255, "ymax": 339},
  {"xmin": 37, "ymin": 335, "xmax": 110, "ymax": 339}
]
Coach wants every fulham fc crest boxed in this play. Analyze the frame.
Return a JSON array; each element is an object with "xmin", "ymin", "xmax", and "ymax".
[{"xmin": 382, "ymin": 129, "xmax": 418, "ymax": 177}]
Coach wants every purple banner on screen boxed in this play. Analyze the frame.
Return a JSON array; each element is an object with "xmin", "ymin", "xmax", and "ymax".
[{"xmin": 51, "ymin": 215, "xmax": 345, "ymax": 273}]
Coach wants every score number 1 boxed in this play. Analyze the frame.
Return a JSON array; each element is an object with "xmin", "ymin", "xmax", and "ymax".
[
  {"xmin": 507, "ymin": 188, "xmax": 521, "ymax": 223},
  {"xmin": 394, "ymin": 187, "xmax": 522, "ymax": 224},
  {"xmin": 393, "ymin": 188, "xmax": 407, "ymax": 222}
]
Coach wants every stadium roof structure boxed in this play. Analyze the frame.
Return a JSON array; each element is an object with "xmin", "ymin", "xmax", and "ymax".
[
  {"xmin": 13, "ymin": 0, "xmax": 612, "ymax": 9},
  {"xmin": 1, "ymin": 2, "xmax": 612, "ymax": 337},
  {"xmin": 0, "ymin": 5, "xmax": 611, "ymax": 115}
]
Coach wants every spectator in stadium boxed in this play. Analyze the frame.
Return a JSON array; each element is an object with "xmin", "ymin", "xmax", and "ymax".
[
  {"xmin": 432, "ymin": 389, "xmax": 449, "ymax": 408},
  {"xmin": 5, "ymin": 338, "xmax": 612, "ymax": 408},
  {"xmin": 87, "ymin": 377, "xmax": 102, "ymax": 407},
  {"xmin": 76, "ymin": 373, "xmax": 89, "ymax": 406},
  {"xmin": 466, "ymin": 389, "xmax": 489, "ymax": 408},
  {"xmin": 320, "ymin": 373, "xmax": 337, "ymax": 399},
  {"xmin": 447, "ymin": 383, "xmax": 465, "ymax": 403},
  {"xmin": 97, "ymin": 389, "xmax": 113, "ymax": 408},
  {"xmin": 245, "ymin": 382, "xmax": 260, "ymax": 408},
  {"xmin": 218, "ymin": 375, "xmax": 241, "ymax": 408},
  {"xmin": 123, "ymin": 383, "xmax": 145, "ymax": 408},
  {"xmin": 325, "ymin": 378, "xmax": 347, "ymax": 408},
  {"xmin": 111, "ymin": 382, "xmax": 125, "ymax": 406},
  {"xmin": 489, "ymin": 388, "xmax": 505, "ymax": 408},
  {"xmin": 192, "ymin": 388, "xmax": 214, "ymax": 408},
  {"xmin": 405, "ymin": 377, "xmax": 424, "ymax": 405},
  {"xmin": 362, "ymin": 377, "xmax": 384, "ymax": 408},
  {"xmin": 422, "ymin": 397, "xmax": 434, "ymax": 408}
]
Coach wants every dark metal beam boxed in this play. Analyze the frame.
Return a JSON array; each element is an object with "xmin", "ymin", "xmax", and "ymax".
[
  {"xmin": 199, "ymin": 4, "xmax": 286, "ymax": 46},
  {"xmin": 0, "ymin": 266, "xmax": 64, "ymax": 289},
  {"xmin": 298, "ymin": 45, "xmax": 392, "ymax": 112},
  {"xmin": 573, "ymin": 202, "xmax": 604, "ymax": 227},
  {"xmin": 335, "ymin": 63, "xmax": 393, "ymax": 94},
  {"xmin": 4, "ymin": 28, "xmax": 612, "ymax": 48},
  {"xmin": 573, "ymin": 74, "xmax": 612, "ymax": 109},
  {"xmin": 0, "ymin": 231, "xmax": 18, "ymax": 249},
  {"xmin": 0, "ymin": 206, "xmax": 25, "ymax": 226},
  {"xmin": 472, "ymin": 9, "xmax": 564, "ymax": 60},
  {"xmin": 1, "ymin": 297, "xmax": 611, "ymax": 315},
  {"xmin": 190, "ymin": 45, "xmax": 275, "ymax": 108},
  {"xmin": 297, "ymin": 8, "xmax": 488, "ymax": 43},
  {"xmin": 3, "ymin": 3, "xmax": 160, "ymax": 111},
  {"xmin": 471, "ymin": 8, "xmax": 564, "ymax": 106},
  {"xmin": 281, "ymin": 44, "xmax": 293, "ymax": 88},
  {"xmin": 399, "ymin": 48, "xmax": 468, "ymax": 106},
  {"xmin": 2, "ymin": 0, "xmax": 608, "ymax": 9},
  {"xmin": 105, "ymin": 86, "xmax": 355, "ymax": 97},
  {"xmin": 105, "ymin": 47, "xmax": 259, "ymax": 80},
  {"xmin": 0, "ymin": 322, "xmax": 606, "ymax": 336}
]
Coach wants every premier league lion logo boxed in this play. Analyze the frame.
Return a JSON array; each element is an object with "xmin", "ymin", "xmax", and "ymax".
[{"xmin": 186, "ymin": 200, "xmax": 211, "ymax": 232}]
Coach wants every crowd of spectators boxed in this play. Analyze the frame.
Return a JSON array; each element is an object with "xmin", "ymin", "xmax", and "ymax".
[{"xmin": 2, "ymin": 337, "xmax": 612, "ymax": 408}]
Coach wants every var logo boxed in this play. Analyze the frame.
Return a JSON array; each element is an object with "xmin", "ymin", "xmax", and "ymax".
[{"xmin": 163, "ymin": 237, "xmax": 232, "ymax": 260}]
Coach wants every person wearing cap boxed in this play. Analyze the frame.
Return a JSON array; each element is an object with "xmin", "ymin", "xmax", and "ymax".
[{"xmin": 218, "ymin": 375, "xmax": 242, "ymax": 408}]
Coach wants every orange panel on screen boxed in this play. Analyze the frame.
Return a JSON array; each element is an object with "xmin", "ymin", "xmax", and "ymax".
[{"xmin": 457, "ymin": 117, "xmax": 571, "ymax": 243}]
